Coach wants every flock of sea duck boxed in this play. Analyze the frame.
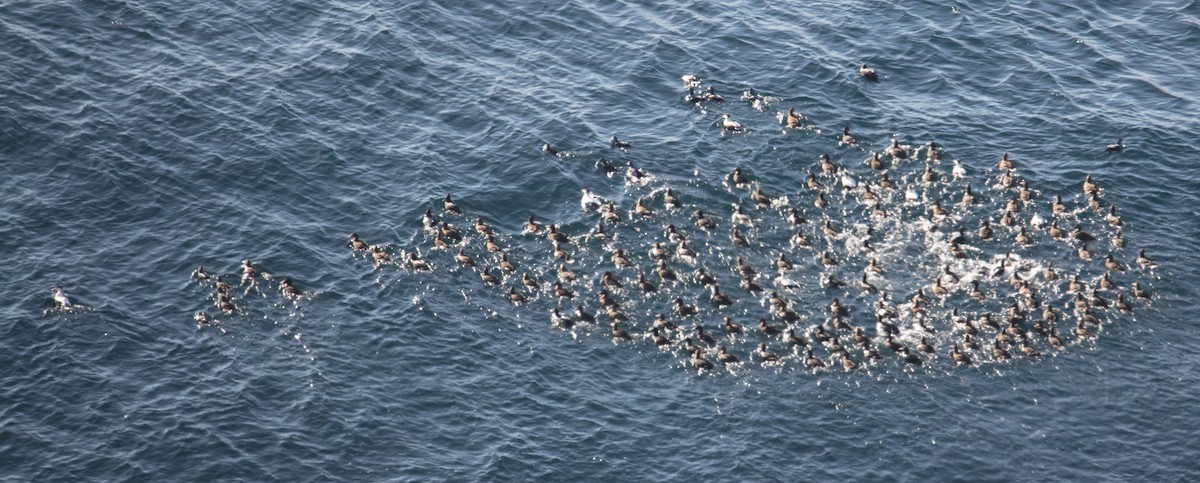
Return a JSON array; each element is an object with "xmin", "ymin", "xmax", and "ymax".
[
  {"xmin": 185, "ymin": 259, "xmax": 306, "ymax": 330},
  {"xmin": 43, "ymin": 68, "xmax": 1152, "ymax": 377},
  {"xmin": 364, "ymin": 94, "xmax": 1155, "ymax": 374}
]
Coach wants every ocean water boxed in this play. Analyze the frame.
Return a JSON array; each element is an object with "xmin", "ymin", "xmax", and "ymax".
[{"xmin": 3, "ymin": 0, "xmax": 1199, "ymax": 480}]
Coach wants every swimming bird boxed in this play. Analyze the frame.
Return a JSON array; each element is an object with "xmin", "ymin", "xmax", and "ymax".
[
  {"xmin": 818, "ymin": 154, "xmax": 838, "ymax": 176},
  {"xmin": 735, "ymin": 256, "xmax": 757, "ymax": 277},
  {"xmin": 691, "ymin": 351, "xmax": 714, "ymax": 372},
  {"xmin": 636, "ymin": 272, "xmax": 657, "ymax": 294},
  {"xmin": 1008, "ymin": 182, "xmax": 1029, "ymax": 205},
  {"xmin": 408, "ymin": 251, "xmax": 432, "ymax": 270},
  {"xmin": 1105, "ymin": 138, "xmax": 1124, "ymax": 153},
  {"xmin": 950, "ymin": 344, "xmax": 972, "ymax": 365},
  {"xmin": 649, "ymin": 242, "xmax": 671, "ymax": 260},
  {"xmin": 751, "ymin": 187, "xmax": 773, "ymax": 207},
  {"xmin": 921, "ymin": 165, "xmax": 938, "ymax": 183},
  {"xmin": 1114, "ymin": 294, "xmax": 1131, "ymax": 312},
  {"xmin": 612, "ymin": 249, "xmax": 633, "ymax": 269},
  {"xmin": 542, "ymin": 143, "xmax": 563, "ymax": 157},
  {"xmin": 625, "ymin": 163, "xmax": 648, "ymax": 183},
  {"xmin": 241, "ymin": 259, "xmax": 259, "ymax": 285},
  {"xmin": 770, "ymin": 253, "xmax": 792, "ymax": 272},
  {"xmin": 523, "ymin": 215, "xmax": 542, "ymax": 235},
  {"xmin": 878, "ymin": 173, "xmax": 897, "ymax": 190},
  {"xmin": 483, "ymin": 233, "xmax": 501, "ymax": 253},
  {"xmin": 214, "ymin": 276, "xmax": 230, "ymax": 295},
  {"xmin": 886, "ymin": 139, "xmax": 907, "ymax": 159},
  {"xmin": 705, "ymin": 86, "xmax": 725, "ymax": 102},
  {"xmin": 610, "ymin": 322, "xmax": 632, "ymax": 341},
  {"xmin": 633, "ymin": 197, "xmax": 654, "ymax": 218},
  {"xmin": 651, "ymin": 328, "xmax": 671, "ymax": 346},
  {"xmin": 598, "ymin": 271, "xmax": 623, "ymax": 289},
  {"xmin": 717, "ymin": 346, "xmax": 740, "ymax": 365},
  {"xmin": 722, "ymin": 316, "xmax": 744, "ymax": 336},
  {"xmin": 785, "ymin": 329, "xmax": 808, "ymax": 348},
  {"xmin": 805, "ymin": 349, "xmax": 827, "ymax": 369},
  {"xmin": 280, "ymin": 278, "xmax": 301, "ymax": 300},
  {"xmin": 784, "ymin": 107, "xmax": 802, "ymax": 128},
  {"xmin": 1082, "ymin": 174, "xmax": 1099, "ymax": 194},
  {"xmin": 580, "ymin": 189, "xmax": 603, "ymax": 211},
  {"xmin": 557, "ymin": 264, "xmax": 577, "ymax": 282},
  {"xmin": 551, "ymin": 241, "xmax": 570, "ymax": 261},
  {"xmin": 756, "ymin": 343, "xmax": 780, "ymax": 363},
  {"xmin": 992, "ymin": 341, "xmax": 1012, "ymax": 361},
  {"xmin": 50, "ymin": 286, "xmax": 72, "ymax": 309},
  {"xmin": 595, "ymin": 157, "xmax": 617, "ymax": 175},
  {"xmin": 998, "ymin": 152, "xmax": 1013, "ymax": 171},
  {"xmin": 730, "ymin": 227, "xmax": 749, "ymax": 247},
  {"xmin": 191, "ymin": 266, "xmax": 211, "ymax": 285},
  {"xmin": 674, "ymin": 297, "xmax": 698, "ymax": 317},
  {"xmin": 1071, "ymin": 224, "xmax": 1096, "ymax": 244},
  {"xmin": 508, "ymin": 286, "xmax": 527, "ymax": 305},
  {"xmin": 1016, "ymin": 227, "xmax": 1032, "ymax": 246},
  {"xmin": 1104, "ymin": 253, "xmax": 1125, "ymax": 272},
  {"xmin": 600, "ymin": 202, "xmax": 623, "ymax": 224},
  {"xmin": 610, "ymin": 135, "xmax": 632, "ymax": 150},
  {"xmin": 806, "ymin": 173, "xmax": 826, "ymax": 191},
  {"xmin": 841, "ymin": 172, "xmax": 859, "ymax": 189},
  {"xmin": 813, "ymin": 192, "xmax": 829, "ymax": 209},
  {"xmin": 1131, "ymin": 283, "xmax": 1150, "ymax": 299},
  {"xmin": 1105, "ymin": 206, "xmax": 1122, "ymax": 227},
  {"xmin": 730, "ymin": 167, "xmax": 750, "ymax": 187},
  {"xmin": 719, "ymin": 113, "xmax": 743, "ymax": 132},
  {"xmin": 731, "ymin": 205, "xmax": 753, "ymax": 226},
  {"xmin": 1136, "ymin": 249, "xmax": 1157, "ymax": 270},
  {"xmin": 439, "ymin": 222, "xmax": 463, "ymax": 243},
  {"xmin": 676, "ymin": 240, "xmax": 698, "ymax": 262},
  {"xmin": 653, "ymin": 313, "xmax": 678, "ymax": 331},
  {"xmin": 758, "ymin": 318, "xmax": 781, "ymax": 336},
  {"xmin": 655, "ymin": 259, "xmax": 677, "ymax": 282},
  {"xmin": 867, "ymin": 152, "xmax": 885, "ymax": 171},
  {"xmin": 421, "ymin": 209, "xmax": 437, "ymax": 232},
  {"xmin": 695, "ymin": 268, "xmax": 718, "ymax": 287},
  {"xmin": 978, "ymin": 219, "xmax": 993, "ymax": 240},
  {"xmin": 545, "ymin": 224, "xmax": 569, "ymax": 244},
  {"xmin": 663, "ymin": 189, "xmax": 679, "ymax": 210},
  {"xmin": 905, "ymin": 186, "xmax": 920, "ymax": 203},
  {"xmin": 431, "ymin": 234, "xmax": 448, "ymax": 250},
  {"xmin": 521, "ymin": 272, "xmax": 540, "ymax": 289},
  {"xmin": 859, "ymin": 63, "xmax": 878, "ymax": 81},
  {"xmin": 925, "ymin": 141, "xmax": 941, "ymax": 161},
  {"xmin": 442, "ymin": 194, "xmax": 462, "ymax": 215},
  {"xmin": 553, "ymin": 282, "xmax": 575, "ymax": 299},
  {"xmin": 918, "ymin": 337, "xmax": 935, "ymax": 354},
  {"xmin": 480, "ymin": 267, "xmax": 500, "ymax": 285},
  {"xmin": 349, "ymin": 233, "xmax": 369, "ymax": 251},
  {"xmin": 840, "ymin": 126, "xmax": 856, "ymax": 145},
  {"xmin": 858, "ymin": 272, "xmax": 879, "ymax": 295},
  {"xmin": 694, "ymin": 210, "xmax": 716, "ymax": 231},
  {"xmin": 951, "ymin": 159, "xmax": 966, "ymax": 180},
  {"xmin": 550, "ymin": 308, "xmax": 574, "ymax": 329}
]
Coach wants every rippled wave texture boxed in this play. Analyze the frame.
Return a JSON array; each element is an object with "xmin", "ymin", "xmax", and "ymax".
[{"xmin": 2, "ymin": 0, "xmax": 1198, "ymax": 480}]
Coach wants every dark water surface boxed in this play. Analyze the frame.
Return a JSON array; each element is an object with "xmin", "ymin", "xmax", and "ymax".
[{"xmin": 3, "ymin": 0, "xmax": 1199, "ymax": 480}]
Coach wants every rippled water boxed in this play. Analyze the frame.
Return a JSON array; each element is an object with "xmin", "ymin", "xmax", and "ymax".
[{"xmin": 3, "ymin": 0, "xmax": 1199, "ymax": 480}]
